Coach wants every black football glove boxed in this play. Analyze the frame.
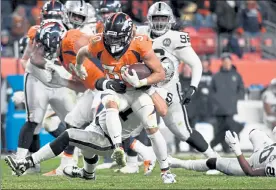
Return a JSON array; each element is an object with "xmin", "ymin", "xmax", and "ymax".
[
  {"xmin": 182, "ymin": 86, "xmax": 196, "ymax": 105},
  {"xmin": 106, "ymin": 79, "xmax": 127, "ymax": 94}
]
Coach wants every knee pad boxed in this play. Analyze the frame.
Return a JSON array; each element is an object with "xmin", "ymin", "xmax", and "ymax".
[
  {"xmin": 101, "ymin": 92, "xmax": 120, "ymax": 108},
  {"xmin": 136, "ymin": 105, "xmax": 158, "ymax": 129},
  {"xmin": 206, "ymin": 158, "xmax": 217, "ymax": 170},
  {"xmin": 43, "ymin": 115, "xmax": 60, "ymax": 132}
]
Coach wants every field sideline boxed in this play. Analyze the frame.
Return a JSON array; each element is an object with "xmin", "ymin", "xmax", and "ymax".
[{"xmin": 1, "ymin": 157, "xmax": 276, "ymax": 189}]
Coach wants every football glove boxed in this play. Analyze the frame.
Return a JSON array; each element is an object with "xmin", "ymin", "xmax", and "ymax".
[
  {"xmin": 225, "ymin": 130, "xmax": 242, "ymax": 156},
  {"xmin": 121, "ymin": 68, "xmax": 147, "ymax": 88},
  {"xmin": 11, "ymin": 91, "xmax": 25, "ymax": 105},
  {"xmin": 75, "ymin": 64, "xmax": 88, "ymax": 80},
  {"xmin": 106, "ymin": 79, "xmax": 127, "ymax": 94},
  {"xmin": 182, "ymin": 86, "xmax": 196, "ymax": 105}
]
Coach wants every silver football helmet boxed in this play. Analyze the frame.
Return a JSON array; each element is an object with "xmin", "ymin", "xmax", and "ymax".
[
  {"xmin": 147, "ymin": 2, "xmax": 175, "ymax": 36},
  {"xmin": 65, "ymin": 0, "xmax": 88, "ymax": 29}
]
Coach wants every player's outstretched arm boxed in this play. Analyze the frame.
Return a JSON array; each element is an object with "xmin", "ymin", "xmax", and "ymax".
[
  {"xmin": 225, "ymin": 130, "xmax": 266, "ymax": 176},
  {"xmin": 143, "ymin": 50, "xmax": 165, "ymax": 85},
  {"xmin": 236, "ymin": 154, "xmax": 266, "ymax": 176},
  {"xmin": 20, "ymin": 40, "xmax": 34, "ymax": 69}
]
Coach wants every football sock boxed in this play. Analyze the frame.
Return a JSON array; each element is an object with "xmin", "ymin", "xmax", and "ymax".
[
  {"xmin": 29, "ymin": 135, "xmax": 40, "ymax": 153},
  {"xmin": 147, "ymin": 130, "xmax": 169, "ymax": 171},
  {"xmin": 182, "ymin": 159, "xmax": 210, "ymax": 171},
  {"xmin": 130, "ymin": 139, "xmax": 153, "ymax": 161},
  {"xmin": 31, "ymin": 143, "xmax": 56, "ymax": 164},
  {"xmin": 126, "ymin": 155, "xmax": 138, "ymax": 166},
  {"xmin": 49, "ymin": 122, "xmax": 66, "ymax": 138},
  {"xmin": 83, "ymin": 155, "xmax": 98, "ymax": 174},
  {"xmin": 186, "ymin": 129, "xmax": 208, "ymax": 152},
  {"xmin": 17, "ymin": 121, "xmax": 38, "ymax": 158},
  {"xmin": 106, "ymin": 108, "xmax": 122, "ymax": 145}
]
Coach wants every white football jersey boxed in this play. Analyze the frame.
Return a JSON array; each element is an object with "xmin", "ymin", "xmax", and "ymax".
[
  {"xmin": 136, "ymin": 26, "xmax": 191, "ymax": 89},
  {"xmin": 249, "ymin": 143, "xmax": 276, "ymax": 170}
]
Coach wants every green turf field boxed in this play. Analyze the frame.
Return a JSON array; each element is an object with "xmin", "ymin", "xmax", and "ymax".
[{"xmin": 1, "ymin": 157, "xmax": 276, "ymax": 189}]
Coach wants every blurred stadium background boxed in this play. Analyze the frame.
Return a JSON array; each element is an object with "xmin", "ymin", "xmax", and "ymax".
[{"xmin": 1, "ymin": 0, "xmax": 276, "ymax": 156}]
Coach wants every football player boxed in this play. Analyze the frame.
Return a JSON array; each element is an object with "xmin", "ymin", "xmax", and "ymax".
[
  {"xmin": 64, "ymin": 0, "xmax": 88, "ymax": 29},
  {"xmin": 136, "ymin": 2, "xmax": 218, "ymax": 160},
  {"xmin": 15, "ymin": 1, "xmax": 78, "ymax": 176},
  {"xmin": 75, "ymin": 12, "xmax": 176, "ymax": 183},
  {"xmin": 170, "ymin": 129, "xmax": 276, "ymax": 177}
]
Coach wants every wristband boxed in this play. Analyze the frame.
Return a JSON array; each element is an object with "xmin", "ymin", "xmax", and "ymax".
[
  {"xmin": 139, "ymin": 78, "xmax": 148, "ymax": 87},
  {"xmin": 146, "ymin": 86, "xmax": 156, "ymax": 96}
]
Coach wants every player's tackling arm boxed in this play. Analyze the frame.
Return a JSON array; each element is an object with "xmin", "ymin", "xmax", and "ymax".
[
  {"xmin": 76, "ymin": 45, "xmax": 90, "ymax": 67},
  {"xmin": 236, "ymin": 154, "xmax": 266, "ymax": 176},
  {"xmin": 20, "ymin": 41, "xmax": 34, "ymax": 69}
]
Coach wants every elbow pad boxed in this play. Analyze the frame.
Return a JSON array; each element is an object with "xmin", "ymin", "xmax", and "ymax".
[{"xmin": 95, "ymin": 77, "xmax": 107, "ymax": 91}]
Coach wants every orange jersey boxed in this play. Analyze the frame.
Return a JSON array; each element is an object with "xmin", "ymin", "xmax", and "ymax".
[
  {"xmin": 96, "ymin": 21, "xmax": 104, "ymax": 33},
  {"xmin": 27, "ymin": 25, "xmax": 40, "ymax": 43},
  {"xmin": 88, "ymin": 34, "xmax": 152, "ymax": 80},
  {"xmin": 60, "ymin": 29, "xmax": 104, "ymax": 89}
]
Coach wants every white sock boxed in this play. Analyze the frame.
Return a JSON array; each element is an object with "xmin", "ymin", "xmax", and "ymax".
[
  {"xmin": 147, "ymin": 130, "xmax": 169, "ymax": 170},
  {"xmin": 131, "ymin": 139, "xmax": 153, "ymax": 161},
  {"xmin": 181, "ymin": 159, "xmax": 209, "ymax": 171},
  {"xmin": 83, "ymin": 157, "xmax": 97, "ymax": 174},
  {"xmin": 16, "ymin": 148, "xmax": 29, "ymax": 159},
  {"xmin": 31, "ymin": 144, "xmax": 56, "ymax": 164},
  {"xmin": 203, "ymin": 145, "xmax": 219, "ymax": 158},
  {"xmin": 106, "ymin": 108, "xmax": 122, "ymax": 145},
  {"xmin": 126, "ymin": 155, "xmax": 138, "ymax": 166}
]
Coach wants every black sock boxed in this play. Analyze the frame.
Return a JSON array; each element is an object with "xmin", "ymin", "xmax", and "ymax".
[
  {"xmin": 186, "ymin": 129, "xmax": 208, "ymax": 152},
  {"xmin": 206, "ymin": 158, "xmax": 217, "ymax": 169},
  {"xmin": 49, "ymin": 131, "xmax": 69, "ymax": 156},
  {"xmin": 29, "ymin": 135, "xmax": 40, "ymax": 153},
  {"xmin": 18, "ymin": 121, "xmax": 38, "ymax": 149},
  {"xmin": 64, "ymin": 145, "xmax": 75, "ymax": 155},
  {"xmin": 49, "ymin": 122, "xmax": 66, "ymax": 138}
]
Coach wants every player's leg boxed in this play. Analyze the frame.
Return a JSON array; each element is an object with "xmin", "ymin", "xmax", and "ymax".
[
  {"xmin": 101, "ymin": 89, "xmax": 128, "ymax": 166},
  {"xmin": 169, "ymin": 157, "xmax": 245, "ymax": 176},
  {"xmin": 43, "ymin": 87, "xmax": 77, "ymax": 176},
  {"xmin": 130, "ymin": 91, "xmax": 175, "ymax": 183},
  {"xmin": 158, "ymin": 85, "xmax": 217, "ymax": 158},
  {"xmin": 16, "ymin": 74, "xmax": 48, "ymax": 159},
  {"xmin": 249, "ymin": 128, "xmax": 274, "ymax": 152}
]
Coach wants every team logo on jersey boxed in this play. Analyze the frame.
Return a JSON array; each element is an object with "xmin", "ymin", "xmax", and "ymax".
[{"xmin": 163, "ymin": 38, "xmax": 171, "ymax": 47}]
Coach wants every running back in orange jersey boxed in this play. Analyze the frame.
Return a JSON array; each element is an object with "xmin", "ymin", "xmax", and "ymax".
[
  {"xmin": 87, "ymin": 34, "xmax": 152, "ymax": 80},
  {"xmin": 61, "ymin": 29, "xmax": 104, "ymax": 89}
]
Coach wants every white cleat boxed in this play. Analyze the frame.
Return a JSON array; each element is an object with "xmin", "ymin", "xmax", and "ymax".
[
  {"xmin": 5, "ymin": 156, "xmax": 33, "ymax": 176},
  {"xmin": 144, "ymin": 160, "xmax": 156, "ymax": 176},
  {"xmin": 96, "ymin": 162, "xmax": 117, "ymax": 170},
  {"xmin": 111, "ymin": 147, "xmax": 126, "ymax": 167},
  {"xmin": 63, "ymin": 166, "xmax": 95, "ymax": 180},
  {"xmin": 161, "ymin": 171, "xmax": 176, "ymax": 184},
  {"xmin": 23, "ymin": 164, "xmax": 41, "ymax": 175},
  {"xmin": 206, "ymin": 170, "xmax": 221, "ymax": 175},
  {"xmin": 116, "ymin": 163, "xmax": 139, "ymax": 174}
]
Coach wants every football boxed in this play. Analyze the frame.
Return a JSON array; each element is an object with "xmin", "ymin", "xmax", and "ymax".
[{"xmin": 128, "ymin": 63, "xmax": 152, "ymax": 80}]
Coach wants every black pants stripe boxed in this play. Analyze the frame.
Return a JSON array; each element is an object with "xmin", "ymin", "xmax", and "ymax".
[
  {"xmin": 176, "ymin": 82, "xmax": 192, "ymax": 134},
  {"xmin": 24, "ymin": 73, "xmax": 30, "ymax": 121}
]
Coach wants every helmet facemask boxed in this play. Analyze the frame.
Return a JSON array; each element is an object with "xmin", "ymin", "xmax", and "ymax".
[
  {"xmin": 104, "ymin": 30, "xmax": 133, "ymax": 54},
  {"xmin": 149, "ymin": 15, "xmax": 171, "ymax": 36},
  {"xmin": 68, "ymin": 11, "xmax": 87, "ymax": 28}
]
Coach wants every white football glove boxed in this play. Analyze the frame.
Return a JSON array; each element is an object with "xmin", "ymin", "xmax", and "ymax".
[
  {"xmin": 225, "ymin": 130, "xmax": 242, "ymax": 156},
  {"xmin": 121, "ymin": 68, "xmax": 147, "ymax": 88},
  {"xmin": 74, "ymin": 64, "xmax": 88, "ymax": 80},
  {"xmin": 11, "ymin": 91, "xmax": 25, "ymax": 105}
]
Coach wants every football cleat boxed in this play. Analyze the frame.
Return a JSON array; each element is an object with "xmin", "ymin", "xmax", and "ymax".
[
  {"xmin": 5, "ymin": 156, "xmax": 34, "ymax": 176},
  {"xmin": 116, "ymin": 163, "xmax": 139, "ymax": 174},
  {"xmin": 161, "ymin": 171, "xmax": 176, "ymax": 184},
  {"xmin": 144, "ymin": 160, "xmax": 156, "ymax": 176},
  {"xmin": 63, "ymin": 166, "xmax": 95, "ymax": 180},
  {"xmin": 111, "ymin": 147, "xmax": 126, "ymax": 167}
]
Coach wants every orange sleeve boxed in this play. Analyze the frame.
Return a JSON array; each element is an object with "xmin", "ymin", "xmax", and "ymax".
[
  {"xmin": 135, "ymin": 35, "xmax": 153, "ymax": 58},
  {"xmin": 87, "ymin": 34, "xmax": 103, "ymax": 57},
  {"xmin": 83, "ymin": 58, "xmax": 104, "ymax": 89},
  {"xmin": 27, "ymin": 25, "xmax": 39, "ymax": 42}
]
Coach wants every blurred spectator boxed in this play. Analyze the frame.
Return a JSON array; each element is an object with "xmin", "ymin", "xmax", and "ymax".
[
  {"xmin": 222, "ymin": 34, "xmax": 243, "ymax": 58},
  {"xmin": 237, "ymin": 0, "xmax": 266, "ymax": 37},
  {"xmin": 11, "ymin": 6, "xmax": 31, "ymax": 41},
  {"xmin": 1, "ymin": 30, "xmax": 14, "ymax": 57},
  {"xmin": 1, "ymin": 1, "xmax": 13, "ymax": 31},
  {"xmin": 210, "ymin": 53, "xmax": 244, "ymax": 153},
  {"xmin": 216, "ymin": 0, "xmax": 240, "ymax": 34},
  {"xmin": 262, "ymin": 78, "xmax": 276, "ymax": 131},
  {"xmin": 194, "ymin": 0, "xmax": 216, "ymax": 30}
]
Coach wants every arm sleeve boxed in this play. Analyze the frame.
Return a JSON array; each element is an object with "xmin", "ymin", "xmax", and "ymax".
[{"xmin": 174, "ymin": 46, "xmax": 202, "ymax": 88}]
